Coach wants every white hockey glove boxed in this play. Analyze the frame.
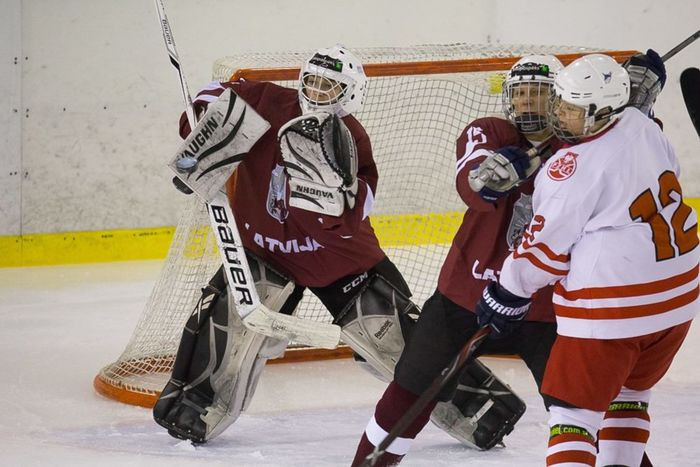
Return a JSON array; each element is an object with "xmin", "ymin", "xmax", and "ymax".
[
  {"xmin": 169, "ymin": 88, "xmax": 271, "ymax": 202},
  {"xmin": 278, "ymin": 111, "xmax": 358, "ymax": 217},
  {"xmin": 468, "ymin": 146, "xmax": 540, "ymax": 202}
]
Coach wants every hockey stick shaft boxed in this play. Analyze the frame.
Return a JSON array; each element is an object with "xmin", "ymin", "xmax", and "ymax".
[
  {"xmin": 207, "ymin": 192, "xmax": 340, "ymax": 349},
  {"xmin": 154, "ymin": 0, "xmax": 197, "ymax": 129},
  {"xmin": 661, "ymin": 28, "xmax": 700, "ymax": 62},
  {"xmin": 153, "ymin": 0, "xmax": 340, "ymax": 349},
  {"xmin": 527, "ymin": 138, "xmax": 554, "ymax": 159},
  {"xmin": 361, "ymin": 326, "xmax": 490, "ymax": 467},
  {"xmin": 680, "ymin": 67, "xmax": 700, "ymax": 138}
]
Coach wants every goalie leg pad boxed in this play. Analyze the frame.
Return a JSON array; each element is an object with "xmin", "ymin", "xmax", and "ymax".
[
  {"xmin": 153, "ymin": 253, "xmax": 294, "ymax": 443},
  {"xmin": 430, "ymin": 358, "xmax": 526, "ymax": 450},
  {"xmin": 152, "ymin": 267, "xmax": 226, "ymax": 432},
  {"xmin": 335, "ymin": 274, "xmax": 419, "ymax": 382}
]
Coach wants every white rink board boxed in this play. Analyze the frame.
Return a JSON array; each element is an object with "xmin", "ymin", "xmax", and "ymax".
[
  {"xmin": 0, "ymin": 1, "xmax": 699, "ymax": 235},
  {"xmin": 0, "ymin": 0, "xmax": 21, "ymax": 236}
]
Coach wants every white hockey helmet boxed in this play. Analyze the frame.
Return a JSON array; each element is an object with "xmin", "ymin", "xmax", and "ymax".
[
  {"xmin": 548, "ymin": 53, "xmax": 630, "ymax": 143},
  {"xmin": 502, "ymin": 54, "xmax": 563, "ymax": 134},
  {"xmin": 299, "ymin": 45, "xmax": 368, "ymax": 116}
]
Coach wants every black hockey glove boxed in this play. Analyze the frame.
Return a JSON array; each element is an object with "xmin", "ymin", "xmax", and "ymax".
[
  {"xmin": 624, "ymin": 49, "xmax": 666, "ymax": 116},
  {"xmin": 632, "ymin": 49, "xmax": 667, "ymax": 89},
  {"xmin": 475, "ymin": 282, "xmax": 531, "ymax": 339}
]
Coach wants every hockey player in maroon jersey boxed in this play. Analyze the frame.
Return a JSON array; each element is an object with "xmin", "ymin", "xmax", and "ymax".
[
  {"xmin": 351, "ymin": 54, "xmax": 564, "ymax": 466},
  {"xmin": 350, "ymin": 51, "xmax": 668, "ymax": 467},
  {"xmin": 152, "ymin": 45, "xmax": 519, "ymax": 448}
]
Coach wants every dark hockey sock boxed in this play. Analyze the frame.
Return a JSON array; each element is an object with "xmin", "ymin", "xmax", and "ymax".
[
  {"xmin": 351, "ymin": 381, "xmax": 436, "ymax": 466},
  {"xmin": 376, "ymin": 381, "xmax": 435, "ymax": 435}
]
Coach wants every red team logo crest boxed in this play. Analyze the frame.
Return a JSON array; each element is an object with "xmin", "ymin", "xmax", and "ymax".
[{"xmin": 548, "ymin": 152, "xmax": 578, "ymax": 181}]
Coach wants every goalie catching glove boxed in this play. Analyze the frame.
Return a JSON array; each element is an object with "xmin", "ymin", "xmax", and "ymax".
[
  {"xmin": 278, "ymin": 111, "xmax": 358, "ymax": 217},
  {"xmin": 468, "ymin": 146, "xmax": 540, "ymax": 202}
]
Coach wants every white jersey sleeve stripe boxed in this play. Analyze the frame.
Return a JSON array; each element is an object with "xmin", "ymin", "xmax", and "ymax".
[
  {"xmin": 513, "ymin": 250, "xmax": 569, "ymax": 276},
  {"xmin": 361, "ymin": 180, "xmax": 374, "ymax": 220},
  {"xmin": 203, "ymin": 81, "xmax": 225, "ymax": 91},
  {"xmin": 194, "ymin": 94, "xmax": 220, "ymax": 104},
  {"xmin": 193, "ymin": 82, "xmax": 226, "ymax": 104},
  {"xmin": 456, "ymin": 148, "xmax": 491, "ymax": 177},
  {"xmin": 521, "ymin": 239, "xmax": 571, "ymax": 264}
]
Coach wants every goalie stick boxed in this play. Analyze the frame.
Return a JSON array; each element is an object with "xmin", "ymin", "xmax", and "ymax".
[
  {"xmin": 360, "ymin": 326, "xmax": 490, "ymax": 467},
  {"xmin": 680, "ymin": 67, "xmax": 700, "ymax": 139},
  {"xmin": 153, "ymin": 0, "xmax": 341, "ymax": 349}
]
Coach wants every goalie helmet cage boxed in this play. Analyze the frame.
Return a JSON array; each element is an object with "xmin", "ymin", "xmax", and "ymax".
[{"xmin": 95, "ymin": 44, "xmax": 635, "ymax": 408}]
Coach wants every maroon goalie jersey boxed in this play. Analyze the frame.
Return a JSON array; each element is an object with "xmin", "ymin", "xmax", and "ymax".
[
  {"xmin": 179, "ymin": 80, "xmax": 385, "ymax": 287},
  {"xmin": 437, "ymin": 117, "xmax": 555, "ymax": 323}
]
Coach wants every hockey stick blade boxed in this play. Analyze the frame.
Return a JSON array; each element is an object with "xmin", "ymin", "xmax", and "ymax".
[
  {"xmin": 243, "ymin": 305, "xmax": 342, "ymax": 349},
  {"xmin": 681, "ymin": 67, "xmax": 700, "ymax": 139},
  {"xmin": 360, "ymin": 326, "xmax": 490, "ymax": 467}
]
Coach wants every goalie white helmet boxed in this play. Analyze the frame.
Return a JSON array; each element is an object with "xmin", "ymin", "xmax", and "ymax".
[
  {"xmin": 299, "ymin": 45, "xmax": 367, "ymax": 116},
  {"xmin": 549, "ymin": 53, "xmax": 630, "ymax": 143},
  {"xmin": 502, "ymin": 54, "xmax": 563, "ymax": 134}
]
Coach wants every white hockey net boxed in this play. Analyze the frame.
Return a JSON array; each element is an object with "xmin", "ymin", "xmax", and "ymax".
[{"xmin": 95, "ymin": 44, "xmax": 634, "ymax": 407}]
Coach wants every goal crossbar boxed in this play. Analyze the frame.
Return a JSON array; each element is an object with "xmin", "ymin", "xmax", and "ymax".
[{"xmin": 228, "ymin": 50, "xmax": 636, "ymax": 81}]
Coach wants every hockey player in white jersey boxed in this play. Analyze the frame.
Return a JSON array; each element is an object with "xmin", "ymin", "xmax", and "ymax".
[{"xmin": 475, "ymin": 53, "xmax": 699, "ymax": 466}]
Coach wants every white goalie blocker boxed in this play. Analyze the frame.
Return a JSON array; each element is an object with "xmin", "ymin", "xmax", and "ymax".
[
  {"xmin": 168, "ymin": 88, "xmax": 270, "ymax": 203},
  {"xmin": 278, "ymin": 111, "xmax": 359, "ymax": 217}
]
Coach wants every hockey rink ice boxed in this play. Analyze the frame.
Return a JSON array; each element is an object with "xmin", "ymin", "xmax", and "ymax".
[{"xmin": 1, "ymin": 260, "xmax": 699, "ymax": 466}]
